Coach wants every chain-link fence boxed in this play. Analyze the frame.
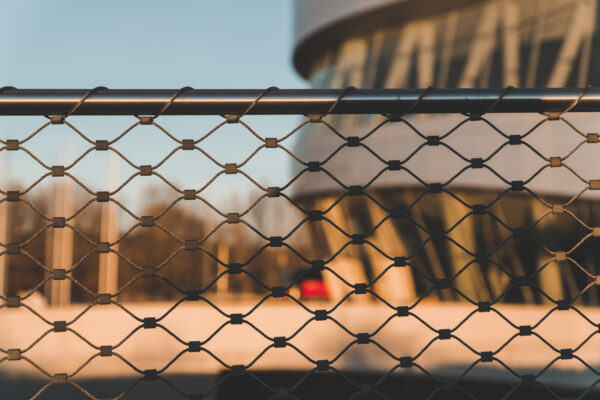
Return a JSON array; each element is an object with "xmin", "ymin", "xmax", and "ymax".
[{"xmin": 2, "ymin": 87, "xmax": 600, "ymax": 399}]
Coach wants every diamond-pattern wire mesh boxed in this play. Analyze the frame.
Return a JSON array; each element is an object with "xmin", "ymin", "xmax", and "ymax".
[{"xmin": 1, "ymin": 87, "xmax": 600, "ymax": 399}]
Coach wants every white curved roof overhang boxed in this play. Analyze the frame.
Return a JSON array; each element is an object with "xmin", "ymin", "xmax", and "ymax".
[
  {"xmin": 293, "ymin": 0, "xmax": 484, "ymax": 79},
  {"xmin": 291, "ymin": 112, "xmax": 600, "ymax": 200}
]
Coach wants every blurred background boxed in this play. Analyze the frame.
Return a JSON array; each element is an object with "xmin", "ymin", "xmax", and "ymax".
[{"xmin": 2, "ymin": 0, "xmax": 600, "ymax": 399}]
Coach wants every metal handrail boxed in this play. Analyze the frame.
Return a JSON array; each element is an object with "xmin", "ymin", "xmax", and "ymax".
[{"xmin": 0, "ymin": 87, "xmax": 598, "ymax": 115}]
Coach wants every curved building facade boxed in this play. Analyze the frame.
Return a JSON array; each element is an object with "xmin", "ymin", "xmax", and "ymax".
[
  {"xmin": 294, "ymin": 0, "xmax": 599, "ymax": 89},
  {"xmin": 291, "ymin": 0, "xmax": 600, "ymax": 307}
]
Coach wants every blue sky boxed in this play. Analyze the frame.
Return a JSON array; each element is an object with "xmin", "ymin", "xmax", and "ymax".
[
  {"xmin": 1, "ymin": 1, "xmax": 310, "ymax": 216},
  {"xmin": 0, "ymin": 0, "xmax": 306, "ymax": 89}
]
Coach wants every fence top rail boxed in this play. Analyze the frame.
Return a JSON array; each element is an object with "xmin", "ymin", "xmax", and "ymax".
[{"xmin": 0, "ymin": 87, "xmax": 598, "ymax": 116}]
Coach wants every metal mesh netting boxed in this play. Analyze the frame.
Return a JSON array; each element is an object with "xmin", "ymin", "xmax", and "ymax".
[{"xmin": 2, "ymin": 87, "xmax": 600, "ymax": 399}]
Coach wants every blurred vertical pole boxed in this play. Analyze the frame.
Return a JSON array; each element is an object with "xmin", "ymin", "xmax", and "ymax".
[
  {"xmin": 458, "ymin": 2, "xmax": 498, "ymax": 88},
  {"xmin": 416, "ymin": 21, "xmax": 436, "ymax": 88},
  {"xmin": 577, "ymin": 0, "xmax": 597, "ymax": 87},
  {"xmin": 0, "ymin": 156, "xmax": 7, "ymax": 297},
  {"xmin": 547, "ymin": 0, "xmax": 593, "ymax": 86},
  {"xmin": 327, "ymin": 37, "xmax": 367, "ymax": 128},
  {"xmin": 45, "ymin": 143, "xmax": 74, "ymax": 306},
  {"xmin": 363, "ymin": 30, "xmax": 385, "ymax": 88},
  {"xmin": 526, "ymin": 0, "xmax": 546, "ymax": 87},
  {"xmin": 216, "ymin": 242, "xmax": 229, "ymax": 295},
  {"xmin": 437, "ymin": 11, "xmax": 458, "ymax": 88},
  {"xmin": 98, "ymin": 152, "xmax": 120, "ymax": 295},
  {"xmin": 44, "ymin": 205, "xmax": 53, "ymax": 303},
  {"xmin": 363, "ymin": 200, "xmax": 416, "ymax": 304},
  {"xmin": 501, "ymin": 1, "xmax": 521, "ymax": 87},
  {"xmin": 0, "ymin": 199, "xmax": 6, "ymax": 296},
  {"xmin": 385, "ymin": 23, "xmax": 417, "ymax": 88},
  {"xmin": 441, "ymin": 198, "xmax": 487, "ymax": 301},
  {"xmin": 49, "ymin": 179, "xmax": 73, "ymax": 306},
  {"xmin": 316, "ymin": 196, "xmax": 368, "ymax": 303}
]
